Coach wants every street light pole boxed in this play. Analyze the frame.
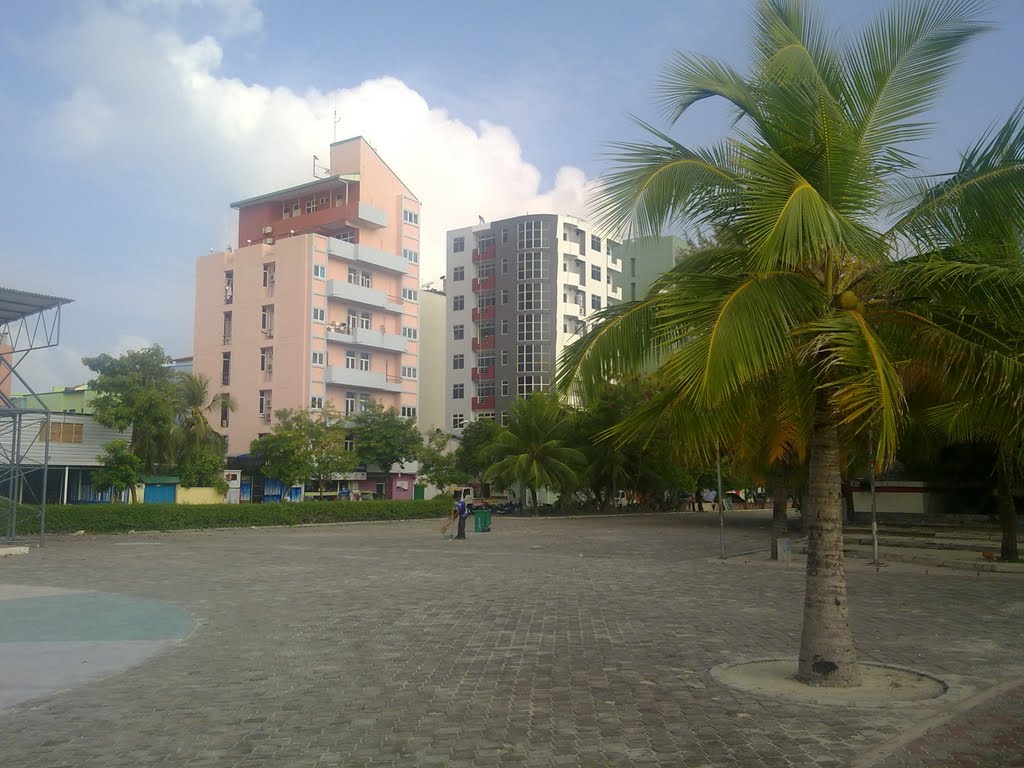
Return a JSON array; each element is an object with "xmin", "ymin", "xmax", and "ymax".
[{"xmin": 717, "ymin": 444, "xmax": 725, "ymax": 560}]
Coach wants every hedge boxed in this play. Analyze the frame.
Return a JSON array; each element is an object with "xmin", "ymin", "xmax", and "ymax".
[{"xmin": 14, "ymin": 497, "xmax": 452, "ymax": 535}]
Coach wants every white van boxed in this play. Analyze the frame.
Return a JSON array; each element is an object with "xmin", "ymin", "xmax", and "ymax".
[{"xmin": 451, "ymin": 487, "xmax": 475, "ymax": 507}]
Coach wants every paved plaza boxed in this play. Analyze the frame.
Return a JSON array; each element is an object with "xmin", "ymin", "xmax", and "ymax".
[{"xmin": 0, "ymin": 512, "xmax": 1021, "ymax": 767}]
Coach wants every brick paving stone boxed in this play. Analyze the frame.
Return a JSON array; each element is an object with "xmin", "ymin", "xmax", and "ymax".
[{"xmin": 0, "ymin": 512, "xmax": 1020, "ymax": 766}]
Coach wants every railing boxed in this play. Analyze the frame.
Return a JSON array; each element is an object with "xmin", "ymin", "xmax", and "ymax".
[
  {"xmin": 471, "ymin": 365, "xmax": 495, "ymax": 382},
  {"xmin": 472, "ymin": 275, "xmax": 496, "ymax": 292},
  {"xmin": 471, "ymin": 336, "xmax": 496, "ymax": 352},
  {"xmin": 222, "ymin": 334, "xmax": 232, "ymax": 345},
  {"xmin": 471, "ymin": 395, "xmax": 495, "ymax": 411},
  {"xmin": 471, "ymin": 306, "xmax": 496, "ymax": 322},
  {"xmin": 471, "ymin": 245, "xmax": 496, "ymax": 262}
]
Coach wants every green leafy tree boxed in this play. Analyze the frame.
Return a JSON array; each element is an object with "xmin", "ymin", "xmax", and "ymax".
[
  {"xmin": 93, "ymin": 440, "xmax": 143, "ymax": 502},
  {"xmin": 417, "ymin": 430, "xmax": 467, "ymax": 492},
  {"xmin": 559, "ymin": 0, "xmax": 1024, "ymax": 686},
  {"xmin": 350, "ymin": 401, "xmax": 422, "ymax": 498},
  {"xmin": 173, "ymin": 372, "xmax": 235, "ymax": 487},
  {"xmin": 83, "ymin": 346, "xmax": 177, "ymax": 473},
  {"xmin": 483, "ymin": 394, "xmax": 585, "ymax": 512},
  {"xmin": 454, "ymin": 419, "xmax": 502, "ymax": 482},
  {"xmin": 250, "ymin": 406, "xmax": 356, "ymax": 495}
]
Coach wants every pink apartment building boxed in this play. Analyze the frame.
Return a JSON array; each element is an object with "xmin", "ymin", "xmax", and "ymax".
[{"xmin": 192, "ymin": 137, "xmax": 421, "ymax": 499}]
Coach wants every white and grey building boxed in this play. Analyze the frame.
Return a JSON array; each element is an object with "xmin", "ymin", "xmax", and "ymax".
[{"xmin": 444, "ymin": 214, "xmax": 622, "ymax": 432}]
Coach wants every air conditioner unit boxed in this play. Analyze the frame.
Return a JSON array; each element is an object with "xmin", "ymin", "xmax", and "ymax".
[
  {"xmin": 263, "ymin": 238, "xmax": 275, "ymax": 246},
  {"xmin": 262, "ymin": 226, "xmax": 273, "ymax": 235}
]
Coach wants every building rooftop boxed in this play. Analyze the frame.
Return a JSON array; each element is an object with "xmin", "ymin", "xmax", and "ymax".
[
  {"xmin": 230, "ymin": 174, "xmax": 359, "ymax": 209},
  {"xmin": 0, "ymin": 287, "xmax": 72, "ymax": 325}
]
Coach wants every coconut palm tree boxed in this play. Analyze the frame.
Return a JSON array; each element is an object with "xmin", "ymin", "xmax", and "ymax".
[
  {"xmin": 558, "ymin": 0, "xmax": 1024, "ymax": 686},
  {"xmin": 483, "ymin": 394, "xmax": 586, "ymax": 513},
  {"xmin": 174, "ymin": 372, "xmax": 235, "ymax": 468}
]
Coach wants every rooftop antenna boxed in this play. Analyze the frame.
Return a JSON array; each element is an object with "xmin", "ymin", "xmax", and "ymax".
[
  {"xmin": 333, "ymin": 108, "xmax": 342, "ymax": 143},
  {"xmin": 312, "ymin": 154, "xmax": 330, "ymax": 179}
]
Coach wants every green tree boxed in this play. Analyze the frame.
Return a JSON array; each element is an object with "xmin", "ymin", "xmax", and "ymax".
[
  {"xmin": 350, "ymin": 401, "xmax": 422, "ymax": 498},
  {"xmin": 559, "ymin": 0, "xmax": 1024, "ymax": 686},
  {"xmin": 417, "ymin": 430, "xmax": 467, "ymax": 492},
  {"xmin": 84, "ymin": 345, "xmax": 178, "ymax": 473},
  {"xmin": 483, "ymin": 394, "xmax": 586, "ymax": 512},
  {"xmin": 93, "ymin": 440, "xmax": 143, "ymax": 502},
  {"xmin": 173, "ymin": 372, "xmax": 235, "ymax": 487},
  {"xmin": 454, "ymin": 419, "xmax": 502, "ymax": 482},
  {"xmin": 250, "ymin": 406, "xmax": 356, "ymax": 495}
]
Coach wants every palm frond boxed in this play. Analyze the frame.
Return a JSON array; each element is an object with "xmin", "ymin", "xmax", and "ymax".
[{"xmin": 656, "ymin": 53, "xmax": 763, "ymax": 128}]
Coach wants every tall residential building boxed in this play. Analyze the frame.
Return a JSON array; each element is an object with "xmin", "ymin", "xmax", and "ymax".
[
  {"xmin": 193, "ymin": 137, "xmax": 421, "ymax": 485},
  {"xmin": 417, "ymin": 287, "xmax": 447, "ymax": 434},
  {"xmin": 444, "ymin": 215, "xmax": 621, "ymax": 432},
  {"xmin": 614, "ymin": 235, "xmax": 689, "ymax": 302}
]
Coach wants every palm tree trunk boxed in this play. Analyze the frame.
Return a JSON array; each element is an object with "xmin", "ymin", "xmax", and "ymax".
[
  {"xmin": 997, "ymin": 452, "xmax": 1019, "ymax": 562},
  {"xmin": 798, "ymin": 400, "xmax": 860, "ymax": 687},
  {"xmin": 529, "ymin": 487, "xmax": 538, "ymax": 515},
  {"xmin": 770, "ymin": 473, "xmax": 787, "ymax": 561}
]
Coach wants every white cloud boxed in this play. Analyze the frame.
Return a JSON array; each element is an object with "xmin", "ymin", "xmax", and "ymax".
[
  {"xmin": 29, "ymin": 1, "xmax": 595, "ymax": 388},
  {"xmin": 119, "ymin": 0, "xmax": 262, "ymax": 36}
]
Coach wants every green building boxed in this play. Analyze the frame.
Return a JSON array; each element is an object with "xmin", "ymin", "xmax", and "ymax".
[{"xmin": 613, "ymin": 235, "xmax": 689, "ymax": 302}]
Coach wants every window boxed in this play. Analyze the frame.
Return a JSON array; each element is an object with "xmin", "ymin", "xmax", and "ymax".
[
  {"xmin": 39, "ymin": 422, "xmax": 84, "ymax": 444},
  {"xmin": 221, "ymin": 352, "xmax": 231, "ymax": 386},
  {"xmin": 453, "ymin": 236, "xmax": 465, "ymax": 253},
  {"xmin": 345, "ymin": 392, "xmax": 356, "ymax": 416},
  {"xmin": 517, "ymin": 313, "xmax": 548, "ymax": 341},
  {"xmin": 478, "ymin": 353, "xmax": 495, "ymax": 369},
  {"xmin": 359, "ymin": 312, "xmax": 371, "ymax": 330},
  {"xmin": 344, "ymin": 435, "xmax": 355, "ymax": 452},
  {"xmin": 453, "ymin": 383, "xmax": 465, "ymax": 399},
  {"xmin": 518, "ymin": 252, "xmax": 547, "ymax": 280},
  {"xmin": 312, "ymin": 351, "xmax": 325, "ymax": 366},
  {"xmin": 501, "ymin": 411, "xmax": 509, "ymax": 427},
  {"xmin": 453, "ymin": 324, "xmax": 464, "ymax": 340},
  {"xmin": 261, "ymin": 305, "xmax": 274, "ymax": 335},
  {"xmin": 452, "ymin": 413, "xmax": 466, "ymax": 429},
  {"xmin": 517, "ymin": 376, "xmax": 547, "ymax": 396},
  {"xmin": 501, "ymin": 349, "xmax": 509, "ymax": 366},
  {"xmin": 347, "ymin": 310, "xmax": 358, "ymax": 330},
  {"xmin": 400, "ymin": 406, "xmax": 417, "ymax": 419},
  {"xmin": 591, "ymin": 234, "xmax": 601, "ymax": 251},
  {"xmin": 477, "ymin": 382, "xmax": 496, "ymax": 398},
  {"xmin": 359, "ymin": 353, "xmax": 370, "ymax": 371},
  {"xmin": 591, "ymin": 265, "xmax": 601, "ymax": 281},
  {"xmin": 518, "ymin": 344, "xmax": 550, "ymax": 373},
  {"xmin": 260, "ymin": 347, "xmax": 273, "ymax": 373},
  {"xmin": 518, "ymin": 282, "xmax": 548, "ymax": 311},
  {"xmin": 591, "ymin": 294, "xmax": 602, "ymax": 310},
  {"xmin": 224, "ymin": 270, "xmax": 233, "ymax": 304},
  {"xmin": 220, "ymin": 401, "xmax": 230, "ymax": 428},
  {"xmin": 402, "ymin": 326, "xmax": 418, "ymax": 339},
  {"xmin": 453, "ymin": 266, "xmax": 465, "ymax": 281},
  {"xmin": 630, "ymin": 257, "xmax": 637, "ymax": 278},
  {"xmin": 263, "ymin": 262, "xmax": 276, "ymax": 290},
  {"xmin": 310, "ymin": 396, "xmax": 324, "ymax": 410},
  {"xmin": 499, "ymin": 289, "xmax": 508, "ymax": 305},
  {"xmin": 403, "ymin": 209, "xmax": 420, "ymax": 225},
  {"xmin": 501, "ymin": 258, "xmax": 509, "ymax": 274},
  {"xmin": 453, "ymin": 354, "xmax": 465, "ymax": 370},
  {"xmin": 607, "ymin": 241, "xmax": 614, "ymax": 256},
  {"xmin": 402, "ymin": 288, "xmax": 418, "ymax": 302},
  {"xmin": 500, "ymin": 319, "xmax": 509, "ymax": 335},
  {"xmin": 223, "ymin": 312, "xmax": 232, "ymax": 344},
  {"xmin": 348, "ymin": 267, "xmax": 359, "ymax": 285},
  {"xmin": 359, "ymin": 393, "xmax": 372, "ymax": 412},
  {"xmin": 403, "ymin": 248, "xmax": 419, "ymax": 264},
  {"xmin": 259, "ymin": 389, "xmax": 272, "ymax": 416},
  {"xmin": 501, "ymin": 228, "xmax": 509, "ymax": 244},
  {"xmin": 401, "ymin": 366, "xmax": 417, "ymax": 379},
  {"xmin": 305, "ymin": 199, "xmax": 317, "ymax": 214},
  {"xmin": 313, "ymin": 307, "xmax": 326, "ymax": 322},
  {"xmin": 478, "ymin": 293, "xmax": 496, "ymax": 309},
  {"xmin": 360, "ymin": 271, "xmax": 372, "ymax": 288},
  {"xmin": 453, "ymin": 295, "xmax": 465, "ymax": 311},
  {"xmin": 313, "ymin": 264, "xmax": 326, "ymax": 279},
  {"xmin": 501, "ymin": 380, "xmax": 509, "ymax": 397},
  {"xmin": 631, "ymin": 282, "xmax": 637, "ymax": 301},
  {"xmin": 346, "ymin": 351, "xmax": 357, "ymax": 369},
  {"xmin": 478, "ymin": 262, "xmax": 496, "ymax": 278},
  {"xmin": 518, "ymin": 220, "xmax": 547, "ymax": 249},
  {"xmin": 340, "ymin": 230, "xmax": 356, "ymax": 243}
]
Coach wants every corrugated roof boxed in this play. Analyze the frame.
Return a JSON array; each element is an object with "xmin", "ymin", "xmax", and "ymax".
[{"xmin": 0, "ymin": 287, "xmax": 72, "ymax": 325}]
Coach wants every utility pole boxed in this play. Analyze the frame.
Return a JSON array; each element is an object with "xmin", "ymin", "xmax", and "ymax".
[
  {"xmin": 869, "ymin": 428, "xmax": 882, "ymax": 567},
  {"xmin": 717, "ymin": 444, "xmax": 725, "ymax": 559}
]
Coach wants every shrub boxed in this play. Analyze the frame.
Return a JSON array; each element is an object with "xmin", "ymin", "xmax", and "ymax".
[{"xmin": 18, "ymin": 497, "xmax": 451, "ymax": 535}]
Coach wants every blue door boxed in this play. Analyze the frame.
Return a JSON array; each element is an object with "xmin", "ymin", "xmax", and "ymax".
[{"xmin": 144, "ymin": 483, "xmax": 176, "ymax": 504}]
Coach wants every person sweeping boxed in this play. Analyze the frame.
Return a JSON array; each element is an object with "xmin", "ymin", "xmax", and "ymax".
[{"xmin": 455, "ymin": 497, "xmax": 468, "ymax": 540}]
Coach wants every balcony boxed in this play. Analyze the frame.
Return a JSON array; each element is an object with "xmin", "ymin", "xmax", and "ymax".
[
  {"xmin": 472, "ymin": 275, "xmax": 495, "ymax": 292},
  {"xmin": 325, "ymin": 324, "xmax": 407, "ymax": 353},
  {"xmin": 561, "ymin": 239, "xmax": 582, "ymax": 257},
  {"xmin": 326, "ymin": 279, "xmax": 405, "ymax": 313},
  {"xmin": 471, "ymin": 305, "xmax": 496, "ymax": 322},
  {"xmin": 357, "ymin": 202, "xmax": 388, "ymax": 229},
  {"xmin": 327, "ymin": 238, "xmax": 407, "ymax": 273},
  {"xmin": 324, "ymin": 366, "xmax": 403, "ymax": 392},
  {"xmin": 263, "ymin": 199, "xmax": 388, "ymax": 239},
  {"xmin": 471, "ymin": 335, "xmax": 496, "ymax": 352},
  {"xmin": 563, "ymin": 304, "xmax": 585, "ymax": 317},
  {"xmin": 471, "ymin": 395, "xmax": 495, "ymax": 411},
  {"xmin": 471, "ymin": 245, "xmax": 496, "ymax": 262},
  {"xmin": 471, "ymin": 365, "xmax": 495, "ymax": 382}
]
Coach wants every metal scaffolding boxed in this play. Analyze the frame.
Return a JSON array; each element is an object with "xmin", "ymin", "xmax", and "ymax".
[{"xmin": 0, "ymin": 287, "xmax": 72, "ymax": 545}]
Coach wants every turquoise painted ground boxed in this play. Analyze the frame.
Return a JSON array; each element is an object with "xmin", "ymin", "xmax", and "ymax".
[{"xmin": 0, "ymin": 593, "xmax": 193, "ymax": 642}]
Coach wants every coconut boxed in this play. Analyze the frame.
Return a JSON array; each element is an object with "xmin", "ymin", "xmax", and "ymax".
[{"xmin": 837, "ymin": 290, "xmax": 859, "ymax": 310}]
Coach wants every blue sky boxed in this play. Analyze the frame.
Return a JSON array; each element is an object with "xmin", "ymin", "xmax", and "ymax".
[{"xmin": 2, "ymin": 0, "xmax": 1022, "ymax": 389}]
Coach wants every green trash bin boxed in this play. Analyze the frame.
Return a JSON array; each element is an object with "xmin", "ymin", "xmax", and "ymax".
[{"xmin": 473, "ymin": 506, "xmax": 492, "ymax": 533}]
